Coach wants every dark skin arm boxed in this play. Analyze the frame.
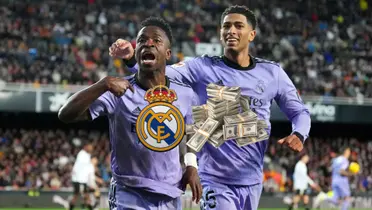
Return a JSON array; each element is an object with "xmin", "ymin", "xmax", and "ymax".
[
  {"xmin": 58, "ymin": 76, "xmax": 134, "ymax": 123},
  {"xmin": 180, "ymin": 134, "xmax": 202, "ymax": 204}
]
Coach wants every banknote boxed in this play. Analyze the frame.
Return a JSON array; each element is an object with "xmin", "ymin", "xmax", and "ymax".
[
  {"xmin": 236, "ymin": 128, "xmax": 269, "ymax": 147},
  {"xmin": 239, "ymin": 95, "xmax": 250, "ymax": 112},
  {"xmin": 208, "ymin": 128, "xmax": 224, "ymax": 148},
  {"xmin": 206, "ymin": 84, "xmax": 241, "ymax": 101},
  {"xmin": 185, "ymin": 121, "xmax": 205, "ymax": 135},
  {"xmin": 257, "ymin": 120, "xmax": 268, "ymax": 129},
  {"xmin": 223, "ymin": 122, "xmax": 257, "ymax": 140},
  {"xmin": 236, "ymin": 137, "xmax": 257, "ymax": 147},
  {"xmin": 224, "ymin": 110, "xmax": 257, "ymax": 125},
  {"xmin": 186, "ymin": 118, "xmax": 220, "ymax": 152}
]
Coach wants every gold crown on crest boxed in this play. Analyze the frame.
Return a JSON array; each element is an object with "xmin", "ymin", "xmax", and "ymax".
[{"xmin": 145, "ymin": 85, "xmax": 177, "ymax": 103}]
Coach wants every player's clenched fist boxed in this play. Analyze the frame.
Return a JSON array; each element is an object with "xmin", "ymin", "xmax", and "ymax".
[
  {"xmin": 277, "ymin": 134, "xmax": 304, "ymax": 152},
  {"xmin": 109, "ymin": 39, "xmax": 134, "ymax": 60},
  {"xmin": 102, "ymin": 76, "xmax": 134, "ymax": 97},
  {"xmin": 181, "ymin": 166, "xmax": 202, "ymax": 204}
]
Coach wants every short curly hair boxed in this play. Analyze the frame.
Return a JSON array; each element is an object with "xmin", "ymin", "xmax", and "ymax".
[
  {"xmin": 140, "ymin": 17, "xmax": 173, "ymax": 45},
  {"xmin": 221, "ymin": 5, "xmax": 258, "ymax": 30}
]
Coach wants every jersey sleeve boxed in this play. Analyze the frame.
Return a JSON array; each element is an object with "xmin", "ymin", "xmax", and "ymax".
[
  {"xmin": 169, "ymin": 57, "xmax": 206, "ymax": 86},
  {"xmin": 123, "ymin": 56, "xmax": 138, "ymax": 73},
  {"xmin": 274, "ymin": 66, "xmax": 311, "ymax": 141},
  {"xmin": 89, "ymin": 91, "xmax": 118, "ymax": 120}
]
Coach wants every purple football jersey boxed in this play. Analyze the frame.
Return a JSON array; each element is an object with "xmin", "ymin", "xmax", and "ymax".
[
  {"xmin": 127, "ymin": 55, "xmax": 311, "ymax": 186},
  {"xmin": 332, "ymin": 156, "xmax": 350, "ymax": 185},
  {"xmin": 89, "ymin": 75, "xmax": 198, "ymax": 198}
]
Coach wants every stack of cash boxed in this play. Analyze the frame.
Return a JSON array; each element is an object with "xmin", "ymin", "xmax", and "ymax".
[
  {"xmin": 207, "ymin": 98, "xmax": 240, "ymax": 121},
  {"xmin": 235, "ymin": 120, "xmax": 269, "ymax": 147},
  {"xmin": 223, "ymin": 111, "xmax": 269, "ymax": 147},
  {"xmin": 186, "ymin": 83, "xmax": 270, "ymax": 152},
  {"xmin": 192, "ymin": 105, "xmax": 208, "ymax": 122},
  {"xmin": 206, "ymin": 84, "xmax": 241, "ymax": 101},
  {"xmin": 186, "ymin": 118, "xmax": 220, "ymax": 152}
]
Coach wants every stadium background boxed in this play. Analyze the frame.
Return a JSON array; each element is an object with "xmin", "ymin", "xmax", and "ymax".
[{"xmin": 1, "ymin": 0, "xmax": 372, "ymax": 209}]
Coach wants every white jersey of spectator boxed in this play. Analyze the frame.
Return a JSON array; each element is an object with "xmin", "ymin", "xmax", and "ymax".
[
  {"xmin": 86, "ymin": 163, "xmax": 96, "ymax": 188},
  {"xmin": 293, "ymin": 160, "xmax": 314, "ymax": 190},
  {"xmin": 71, "ymin": 150, "xmax": 91, "ymax": 184}
]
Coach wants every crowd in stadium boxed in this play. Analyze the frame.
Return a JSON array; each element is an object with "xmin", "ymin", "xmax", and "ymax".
[
  {"xmin": 1, "ymin": 0, "xmax": 372, "ymax": 97},
  {"xmin": 0, "ymin": 129, "xmax": 111, "ymax": 190},
  {"xmin": 0, "ymin": 128, "xmax": 371, "ymax": 194}
]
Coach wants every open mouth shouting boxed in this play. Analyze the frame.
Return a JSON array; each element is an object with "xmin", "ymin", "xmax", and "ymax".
[{"xmin": 141, "ymin": 51, "xmax": 156, "ymax": 65}]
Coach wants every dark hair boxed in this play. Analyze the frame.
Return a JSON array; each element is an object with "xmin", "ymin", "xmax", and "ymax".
[
  {"xmin": 140, "ymin": 17, "xmax": 173, "ymax": 45},
  {"xmin": 221, "ymin": 5, "xmax": 257, "ymax": 29}
]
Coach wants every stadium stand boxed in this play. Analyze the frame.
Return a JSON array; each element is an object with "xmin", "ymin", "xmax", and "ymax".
[
  {"xmin": 1, "ymin": 0, "xmax": 372, "ymax": 97},
  {"xmin": 1, "ymin": 0, "xmax": 372, "ymax": 209}
]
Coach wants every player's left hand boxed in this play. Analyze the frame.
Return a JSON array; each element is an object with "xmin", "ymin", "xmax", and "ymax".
[
  {"xmin": 277, "ymin": 134, "xmax": 304, "ymax": 152},
  {"xmin": 181, "ymin": 166, "xmax": 202, "ymax": 204}
]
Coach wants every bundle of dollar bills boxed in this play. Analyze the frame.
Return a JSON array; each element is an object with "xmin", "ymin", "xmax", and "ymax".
[{"xmin": 186, "ymin": 83, "xmax": 269, "ymax": 152}]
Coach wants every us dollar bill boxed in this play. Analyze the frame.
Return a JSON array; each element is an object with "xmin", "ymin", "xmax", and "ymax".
[
  {"xmin": 239, "ymin": 95, "xmax": 250, "ymax": 112},
  {"xmin": 257, "ymin": 120, "xmax": 268, "ymax": 129},
  {"xmin": 224, "ymin": 110, "xmax": 257, "ymax": 125},
  {"xmin": 208, "ymin": 128, "xmax": 224, "ymax": 148},
  {"xmin": 186, "ymin": 118, "xmax": 220, "ymax": 152},
  {"xmin": 206, "ymin": 84, "xmax": 241, "ymax": 101},
  {"xmin": 236, "ymin": 128, "xmax": 269, "ymax": 147},
  {"xmin": 223, "ymin": 122, "xmax": 257, "ymax": 140}
]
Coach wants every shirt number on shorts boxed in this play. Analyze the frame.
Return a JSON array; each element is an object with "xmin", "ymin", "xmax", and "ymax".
[{"xmin": 204, "ymin": 190, "xmax": 216, "ymax": 209}]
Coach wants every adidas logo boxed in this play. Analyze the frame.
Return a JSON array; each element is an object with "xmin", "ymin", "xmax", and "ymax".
[{"xmin": 132, "ymin": 107, "xmax": 141, "ymax": 115}]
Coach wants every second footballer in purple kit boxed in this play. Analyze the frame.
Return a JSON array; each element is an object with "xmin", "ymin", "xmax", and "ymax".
[
  {"xmin": 111, "ymin": 6, "xmax": 311, "ymax": 210},
  {"xmin": 58, "ymin": 17, "xmax": 202, "ymax": 210},
  {"xmin": 325, "ymin": 147, "xmax": 352, "ymax": 210}
]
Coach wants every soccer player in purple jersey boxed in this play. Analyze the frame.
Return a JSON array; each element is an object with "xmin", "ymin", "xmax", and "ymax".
[
  {"xmin": 58, "ymin": 17, "xmax": 202, "ymax": 210},
  {"xmin": 109, "ymin": 5, "xmax": 311, "ymax": 210},
  {"xmin": 314, "ymin": 147, "xmax": 354, "ymax": 210}
]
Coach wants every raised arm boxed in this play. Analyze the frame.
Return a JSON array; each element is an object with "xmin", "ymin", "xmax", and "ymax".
[
  {"xmin": 180, "ymin": 91, "xmax": 202, "ymax": 203},
  {"xmin": 58, "ymin": 76, "xmax": 133, "ymax": 123},
  {"xmin": 109, "ymin": 39, "xmax": 200, "ymax": 87}
]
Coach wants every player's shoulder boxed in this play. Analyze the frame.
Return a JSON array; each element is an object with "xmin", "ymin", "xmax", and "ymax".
[
  {"xmin": 253, "ymin": 57, "xmax": 281, "ymax": 68},
  {"xmin": 169, "ymin": 78, "xmax": 194, "ymax": 96},
  {"xmin": 176, "ymin": 54, "xmax": 223, "ymax": 66},
  {"xmin": 169, "ymin": 78, "xmax": 192, "ymax": 89},
  {"xmin": 199, "ymin": 54, "xmax": 224, "ymax": 65}
]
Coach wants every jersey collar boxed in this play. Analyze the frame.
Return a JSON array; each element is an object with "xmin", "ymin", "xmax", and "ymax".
[
  {"xmin": 221, "ymin": 54, "xmax": 256, "ymax": 71},
  {"xmin": 134, "ymin": 73, "xmax": 170, "ymax": 91}
]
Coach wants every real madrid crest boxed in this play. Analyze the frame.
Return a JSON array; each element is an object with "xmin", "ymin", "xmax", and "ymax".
[{"xmin": 136, "ymin": 85, "xmax": 185, "ymax": 152}]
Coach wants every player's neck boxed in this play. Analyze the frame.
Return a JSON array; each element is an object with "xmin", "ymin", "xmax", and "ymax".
[
  {"xmin": 224, "ymin": 48, "xmax": 251, "ymax": 67},
  {"xmin": 137, "ymin": 69, "xmax": 167, "ymax": 90}
]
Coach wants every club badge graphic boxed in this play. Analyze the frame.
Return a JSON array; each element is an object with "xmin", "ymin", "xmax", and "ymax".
[{"xmin": 136, "ymin": 85, "xmax": 185, "ymax": 152}]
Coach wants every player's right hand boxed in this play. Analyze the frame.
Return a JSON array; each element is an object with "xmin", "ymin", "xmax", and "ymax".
[
  {"xmin": 103, "ymin": 76, "xmax": 134, "ymax": 97},
  {"xmin": 109, "ymin": 39, "xmax": 134, "ymax": 60},
  {"xmin": 181, "ymin": 166, "xmax": 202, "ymax": 204}
]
